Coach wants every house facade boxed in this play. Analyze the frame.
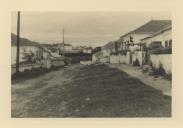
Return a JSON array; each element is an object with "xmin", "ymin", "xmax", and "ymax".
[
  {"xmin": 83, "ymin": 47, "xmax": 93, "ymax": 54},
  {"xmin": 11, "ymin": 45, "xmax": 40, "ymax": 65},
  {"xmin": 141, "ymin": 26, "xmax": 172, "ymax": 48},
  {"xmin": 119, "ymin": 20, "xmax": 171, "ymax": 52},
  {"xmin": 57, "ymin": 43, "xmax": 73, "ymax": 52},
  {"xmin": 140, "ymin": 26, "xmax": 172, "ymax": 73}
]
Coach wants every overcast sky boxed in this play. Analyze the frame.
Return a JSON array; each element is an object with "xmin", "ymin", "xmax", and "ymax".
[{"xmin": 11, "ymin": 11, "xmax": 171, "ymax": 47}]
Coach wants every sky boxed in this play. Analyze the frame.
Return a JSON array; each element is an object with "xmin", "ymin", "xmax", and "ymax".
[{"xmin": 11, "ymin": 11, "xmax": 171, "ymax": 47}]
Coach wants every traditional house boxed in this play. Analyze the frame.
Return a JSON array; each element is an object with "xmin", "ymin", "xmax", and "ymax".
[
  {"xmin": 119, "ymin": 20, "xmax": 171, "ymax": 52},
  {"xmin": 100, "ymin": 41, "xmax": 115, "ymax": 63},
  {"xmin": 118, "ymin": 20, "xmax": 171, "ymax": 65},
  {"xmin": 141, "ymin": 26, "xmax": 172, "ymax": 48},
  {"xmin": 56, "ymin": 43, "xmax": 73, "ymax": 52},
  {"xmin": 83, "ymin": 47, "xmax": 93, "ymax": 54},
  {"xmin": 92, "ymin": 47, "xmax": 102, "ymax": 63},
  {"xmin": 140, "ymin": 26, "xmax": 172, "ymax": 73}
]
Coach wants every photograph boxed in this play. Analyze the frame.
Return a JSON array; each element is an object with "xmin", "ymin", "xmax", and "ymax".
[{"xmin": 11, "ymin": 11, "xmax": 172, "ymax": 118}]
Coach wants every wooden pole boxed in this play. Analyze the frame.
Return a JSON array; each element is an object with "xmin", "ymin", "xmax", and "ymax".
[
  {"xmin": 16, "ymin": 11, "xmax": 20, "ymax": 73},
  {"xmin": 62, "ymin": 28, "xmax": 65, "ymax": 56},
  {"xmin": 63, "ymin": 28, "xmax": 64, "ymax": 44}
]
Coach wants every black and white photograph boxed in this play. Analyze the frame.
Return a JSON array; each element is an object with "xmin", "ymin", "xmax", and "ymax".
[{"xmin": 11, "ymin": 11, "xmax": 172, "ymax": 118}]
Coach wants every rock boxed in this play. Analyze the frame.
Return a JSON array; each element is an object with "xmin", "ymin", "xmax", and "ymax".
[{"xmin": 85, "ymin": 97, "xmax": 91, "ymax": 101}]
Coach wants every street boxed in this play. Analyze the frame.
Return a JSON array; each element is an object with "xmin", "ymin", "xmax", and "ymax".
[{"xmin": 11, "ymin": 64, "xmax": 171, "ymax": 117}]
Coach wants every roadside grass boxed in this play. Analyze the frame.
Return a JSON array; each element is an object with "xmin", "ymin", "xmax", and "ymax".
[
  {"xmin": 15, "ymin": 64, "xmax": 171, "ymax": 117},
  {"xmin": 11, "ymin": 66, "xmax": 61, "ymax": 84}
]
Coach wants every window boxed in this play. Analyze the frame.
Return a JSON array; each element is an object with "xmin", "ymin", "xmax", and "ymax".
[
  {"xmin": 169, "ymin": 39, "xmax": 172, "ymax": 47},
  {"xmin": 165, "ymin": 40, "xmax": 168, "ymax": 47}
]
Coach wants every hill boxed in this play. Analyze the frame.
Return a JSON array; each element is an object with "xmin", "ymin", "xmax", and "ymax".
[{"xmin": 11, "ymin": 33, "xmax": 40, "ymax": 46}]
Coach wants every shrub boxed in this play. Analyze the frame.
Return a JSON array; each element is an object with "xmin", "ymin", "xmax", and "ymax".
[
  {"xmin": 142, "ymin": 65, "xmax": 150, "ymax": 73},
  {"xmin": 164, "ymin": 73, "xmax": 172, "ymax": 81},
  {"xmin": 133, "ymin": 59, "xmax": 140, "ymax": 66},
  {"xmin": 146, "ymin": 61, "xmax": 172, "ymax": 81},
  {"xmin": 153, "ymin": 63, "xmax": 166, "ymax": 76}
]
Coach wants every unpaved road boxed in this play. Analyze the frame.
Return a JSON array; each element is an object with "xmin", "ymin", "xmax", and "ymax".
[
  {"xmin": 108, "ymin": 64, "xmax": 171, "ymax": 96},
  {"xmin": 11, "ymin": 64, "xmax": 171, "ymax": 117}
]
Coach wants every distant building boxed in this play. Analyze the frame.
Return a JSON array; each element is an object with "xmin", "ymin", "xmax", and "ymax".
[
  {"xmin": 92, "ymin": 51, "xmax": 101, "ymax": 64},
  {"xmin": 57, "ymin": 43, "xmax": 73, "ymax": 52},
  {"xmin": 92, "ymin": 47, "xmax": 102, "ymax": 63},
  {"xmin": 101, "ymin": 40, "xmax": 120, "ymax": 56},
  {"xmin": 83, "ymin": 47, "xmax": 93, "ymax": 54},
  {"xmin": 11, "ymin": 45, "xmax": 41, "ymax": 65}
]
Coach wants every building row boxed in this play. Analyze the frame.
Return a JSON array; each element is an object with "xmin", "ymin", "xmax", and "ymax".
[{"xmin": 92, "ymin": 20, "xmax": 172, "ymax": 74}]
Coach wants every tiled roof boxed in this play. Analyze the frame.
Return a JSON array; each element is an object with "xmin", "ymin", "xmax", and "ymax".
[
  {"xmin": 121, "ymin": 20, "xmax": 172, "ymax": 38},
  {"xmin": 103, "ymin": 39, "xmax": 121, "ymax": 50},
  {"xmin": 132, "ymin": 20, "xmax": 171, "ymax": 34},
  {"xmin": 141, "ymin": 25, "xmax": 172, "ymax": 41}
]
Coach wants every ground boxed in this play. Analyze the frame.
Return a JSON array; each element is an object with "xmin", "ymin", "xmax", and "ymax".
[
  {"xmin": 108, "ymin": 64, "xmax": 171, "ymax": 96},
  {"xmin": 11, "ymin": 64, "xmax": 171, "ymax": 117}
]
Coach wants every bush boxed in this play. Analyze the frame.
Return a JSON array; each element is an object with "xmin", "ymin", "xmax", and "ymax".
[
  {"xmin": 11, "ymin": 66, "xmax": 58, "ymax": 84},
  {"xmin": 152, "ymin": 63, "xmax": 166, "ymax": 76},
  {"xmin": 142, "ymin": 65, "xmax": 150, "ymax": 73},
  {"xmin": 164, "ymin": 73, "xmax": 172, "ymax": 81},
  {"xmin": 133, "ymin": 59, "xmax": 140, "ymax": 66}
]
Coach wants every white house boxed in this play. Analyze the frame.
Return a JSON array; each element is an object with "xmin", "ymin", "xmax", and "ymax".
[
  {"xmin": 140, "ymin": 26, "xmax": 172, "ymax": 73},
  {"xmin": 11, "ymin": 45, "xmax": 40, "ymax": 65},
  {"xmin": 141, "ymin": 26, "xmax": 172, "ymax": 48},
  {"xmin": 119, "ymin": 20, "xmax": 172, "ymax": 52},
  {"xmin": 83, "ymin": 47, "xmax": 93, "ymax": 54},
  {"xmin": 57, "ymin": 43, "xmax": 73, "ymax": 52}
]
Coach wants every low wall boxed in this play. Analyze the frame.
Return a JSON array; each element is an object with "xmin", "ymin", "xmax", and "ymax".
[
  {"xmin": 110, "ymin": 55, "xmax": 120, "ymax": 64},
  {"xmin": 51, "ymin": 60, "xmax": 64, "ymax": 67},
  {"xmin": 119, "ymin": 55, "xmax": 126, "ymax": 64},
  {"xmin": 11, "ymin": 63, "xmax": 44, "ymax": 75},
  {"xmin": 150, "ymin": 54, "xmax": 172, "ymax": 73},
  {"xmin": 80, "ymin": 60, "xmax": 92, "ymax": 65},
  {"xmin": 109, "ymin": 55, "xmax": 127, "ymax": 64},
  {"xmin": 100, "ymin": 56, "xmax": 110, "ymax": 63}
]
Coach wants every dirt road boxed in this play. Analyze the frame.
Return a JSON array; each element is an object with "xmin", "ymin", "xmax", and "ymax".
[{"xmin": 11, "ymin": 64, "xmax": 171, "ymax": 117}]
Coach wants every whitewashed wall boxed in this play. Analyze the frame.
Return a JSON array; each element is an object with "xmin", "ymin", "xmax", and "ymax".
[
  {"xmin": 80, "ymin": 61, "xmax": 92, "ymax": 65},
  {"xmin": 150, "ymin": 54, "xmax": 172, "ymax": 73},
  {"xmin": 126, "ymin": 51, "xmax": 131, "ymax": 64},
  {"xmin": 92, "ymin": 55, "xmax": 97, "ymax": 63},
  {"xmin": 11, "ymin": 46, "xmax": 39, "ymax": 65},
  {"xmin": 119, "ymin": 55, "xmax": 126, "ymax": 64},
  {"xmin": 100, "ymin": 56, "xmax": 110, "ymax": 63},
  {"xmin": 110, "ymin": 55, "xmax": 120, "ymax": 64}
]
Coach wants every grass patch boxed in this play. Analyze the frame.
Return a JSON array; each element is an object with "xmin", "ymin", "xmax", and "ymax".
[
  {"xmin": 148, "ymin": 62, "xmax": 172, "ymax": 81},
  {"xmin": 15, "ymin": 64, "xmax": 171, "ymax": 117},
  {"xmin": 11, "ymin": 67, "xmax": 59, "ymax": 84}
]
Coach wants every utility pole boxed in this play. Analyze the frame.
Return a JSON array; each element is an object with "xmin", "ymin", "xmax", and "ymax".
[
  {"xmin": 16, "ymin": 11, "xmax": 20, "ymax": 73},
  {"xmin": 62, "ymin": 28, "xmax": 65, "ymax": 56},
  {"xmin": 62, "ymin": 28, "xmax": 64, "ymax": 44}
]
